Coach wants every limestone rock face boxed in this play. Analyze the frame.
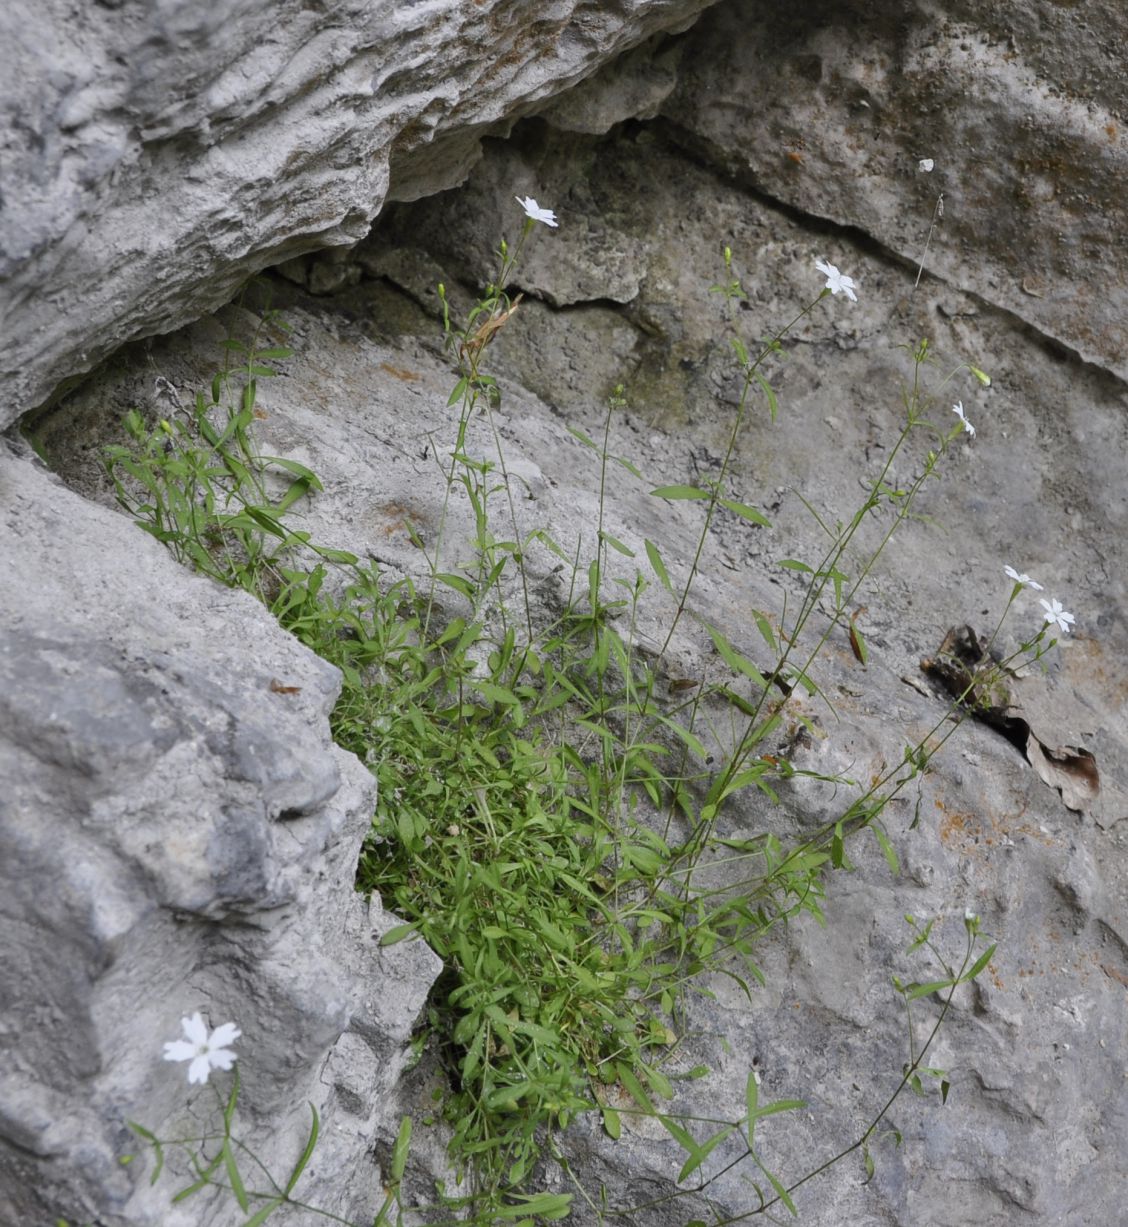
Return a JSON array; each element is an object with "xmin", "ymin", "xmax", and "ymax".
[
  {"xmin": 6, "ymin": 1, "xmax": 1128, "ymax": 1223},
  {"xmin": 661, "ymin": 0, "xmax": 1128, "ymax": 380},
  {"xmin": 0, "ymin": 0, "xmax": 714, "ymax": 428},
  {"xmin": 0, "ymin": 444, "xmax": 441, "ymax": 1226}
]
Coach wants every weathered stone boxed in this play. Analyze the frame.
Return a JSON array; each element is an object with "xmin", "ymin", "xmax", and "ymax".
[
  {"xmin": 0, "ymin": 443, "xmax": 441, "ymax": 1226},
  {"xmin": 0, "ymin": 0, "xmax": 716, "ymax": 427},
  {"xmin": 660, "ymin": 0, "xmax": 1128, "ymax": 381},
  {"xmin": 39, "ymin": 130, "xmax": 1128, "ymax": 1210},
  {"xmin": 7, "ymin": 0, "xmax": 1128, "ymax": 1221}
]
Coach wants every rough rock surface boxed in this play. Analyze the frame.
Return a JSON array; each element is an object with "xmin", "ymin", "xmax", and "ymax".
[
  {"xmin": 0, "ymin": 0, "xmax": 714, "ymax": 427},
  {"xmin": 661, "ymin": 0, "xmax": 1128, "ymax": 380},
  {"xmin": 8, "ymin": 1, "xmax": 1128, "ymax": 1224},
  {"xmin": 0, "ymin": 442, "xmax": 441, "ymax": 1226},
  {"xmin": 37, "ymin": 111, "xmax": 1128, "ymax": 1212}
]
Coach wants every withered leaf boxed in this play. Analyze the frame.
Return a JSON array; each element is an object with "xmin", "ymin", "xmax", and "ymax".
[{"xmin": 921, "ymin": 625, "xmax": 1099, "ymax": 814}]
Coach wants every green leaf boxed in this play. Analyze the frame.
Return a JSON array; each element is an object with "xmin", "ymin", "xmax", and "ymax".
[
  {"xmin": 650, "ymin": 484, "xmax": 711, "ymax": 501},
  {"xmin": 641, "ymin": 1062, "xmax": 674, "ymax": 1100},
  {"xmin": 172, "ymin": 1150, "xmax": 222, "ymax": 1202},
  {"xmin": 262, "ymin": 455, "xmax": 324, "ymax": 488},
  {"xmin": 494, "ymin": 1193, "xmax": 572, "ymax": 1220},
  {"xmin": 256, "ymin": 346, "xmax": 294, "ymax": 360},
  {"xmin": 434, "ymin": 572, "xmax": 475, "ymax": 599},
  {"xmin": 778, "ymin": 558, "xmax": 813, "ymax": 573},
  {"xmin": 475, "ymin": 681, "xmax": 521, "ymax": 708},
  {"xmin": 617, "ymin": 1063, "xmax": 655, "ymax": 1115},
  {"xmin": 752, "ymin": 369, "xmax": 779, "ymax": 422},
  {"xmin": 656, "ymin": 1114, "xmax": 696, "ymax": 1154},
  {"xmin": 960, "ymin": 943, "xmax": 997, "ymax": 985},
  {"xmin": 763, "ymin": 1163, "xmax": 798, "ymax": 1216},
  {"xmin": 753, "ymin": 610, "xmax": 777, "ymax": 652},
  {"xmin": 566, "ymin": 425, "xmax": 598, "ymax": 450},
  {"xmin": 871, "ymin": 823, "xmax": 900, "ymax": 875},
  {"xmin": 718, "ymin": 497, "xmax": 770, "ymax": 527},
  {"xmin": 391, "ymin": 1115, "xmax": 412, "ymax": 1182},
  {"xmin": 126, "ymin": 1121, "xmax": 164, "ymax": 1186},
  {"xmin": 745, "ymin": 1069, "xmax": 759, "ymax": 1148},
  {"xmin": 447, "ymin": 376, "xmax": 469, "ymax": 407},
  {"xmin": 379, "ymin": 923, "xmax": 420, "ymax": 946},
  {"xmin": 310, "ymin": 544, "xmax": 359, "ymax": 565},
  {"xmin": 599, "ymin": 531, "xmax": 635, "ymax": 558},
  {"xmin": 284, "ymin": 1103, "xmax": 320, "ymax": 1195},
  {"xmin": 222, "ymin": 1139, "xmax": 249, "ymax": 1212},
  {"xmin": 903, "ymin": 979, "xmax": 952, "ymax": 1001},
  {"xmin": 600, "ymin": 1105, "xmax": 621, "ymax": 1139},
  {"xmin": 242, "ymin": 506, "xmax": 288, "ymax": 540},
  {"xmin": 644, "ymin": 539, "xmax": 673, "ymax": 593},
  {"xmin": 677, "ymin": 1124, "xmax": 735, "ymax": 1183},
  {"xmin": 752, "ymin": 1098, "xmax": 806, "ymax": 1120},
  {"xmin": 240, "ymin": 1201, "xmax": 282, "ymax": 1227},
  {"xmin": 705, "ymin": 623, "xmax": 768, "ymax": 689}
]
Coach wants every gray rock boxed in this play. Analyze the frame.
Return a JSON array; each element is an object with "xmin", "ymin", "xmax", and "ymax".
[
  {"xmin": 0, "ymin": 444, "xmax": 441, "ymax": 1226},
  {"xmin": 661, "ymin": 0, "xmax": 1128, "ymax": 382},
  {"xmin": 0, "ymin": 0, "xmax": 717, "ymax": 427},
  {"xmin": 40, "ymin": 136, "xmax": 1128, "ymax": 1211},
  {"xmin": 7, "ymin": 1, "xmax": 1128, "ymax": 1222}
]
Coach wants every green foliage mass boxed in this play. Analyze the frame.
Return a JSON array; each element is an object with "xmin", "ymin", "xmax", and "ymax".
[{"xmin": 106, "ymin": 236, "xmax": 1012, "ymax": 1226}]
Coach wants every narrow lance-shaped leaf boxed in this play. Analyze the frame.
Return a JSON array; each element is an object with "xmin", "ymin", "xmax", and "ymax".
[
  {"xmin": 651, "ymin": 484, "xmax": 711, "ymax": 501},
  {"xmin": 284, "ymin": 1103, "xmax": 320, "ymax": 1195},
  {"xmin": 645, "ymin": 539, "xmax": 673, "ymax": 594}
]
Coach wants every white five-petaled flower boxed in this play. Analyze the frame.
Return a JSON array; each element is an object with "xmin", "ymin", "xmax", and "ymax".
[
  {"xmin": 815, "ymin": 258, "xmax": 858, "ymax": 302},
  {"xmin": 515, "ymin": 196, "xmax": 558, "ymax": 228},
  {"xmin": 163, "ymin": 1013, "xmax": 241, "ymax": 1086},
  {"xmin": 951, "ymin": 401, "xmax": 975, "ymax": 437},
  {"xmin": 1004, "ymin": 566, "xmax": 1044, "ymax": 591},
  {"xmin": 1040, "ymin": 597, "xmax": 1076, "ymax": 636},
  {"xmin": 919, "ymin": 158, "xmax": 935, "ymax": 173}
]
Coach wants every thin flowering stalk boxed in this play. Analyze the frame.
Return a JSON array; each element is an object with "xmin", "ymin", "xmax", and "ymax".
[
  {"xmin": 657, "ymin": 313, "xmax": 931, "ymax": 868},
  {"xmin": 684, "ymin": 590, "xmax": 1056, "ymax": 922},
  {"xmin": 654, "ymin": 290, "xmax": 831, "ymax": 669},
  {"xmin": 668, "ymin": 342, "xmax": 1003, "ymax": 875},
  {"xmin": 423, "ymin": 196, "xmax": 559, "ymax": 640}
]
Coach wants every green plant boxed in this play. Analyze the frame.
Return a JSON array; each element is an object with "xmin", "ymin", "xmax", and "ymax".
[
  {"xmin": 128, "ymin": 1063, "xmax": 416, "ymax": 1227},
  {"xmin": 104, "ymin": 202, "xmax": 1069, "ymax": 1226},
  {"xmin": 104, "ymin": 297, "xmax": 356, "ymax": 600}
]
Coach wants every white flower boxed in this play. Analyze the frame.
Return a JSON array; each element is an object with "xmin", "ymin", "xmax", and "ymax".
[
  {"xmin": 815, "ymin": 258, "xmax": 858, "ymax": 302},
  {"xmin": 951, "ymin": 401, "xmax": 975, "ymax": 437},
  {"xmin": 515, "ymin": 196, "xmax": 558, "ymax": 228},
  {"xmin": 162, "ymin": 1013, "xmax": 241, "ymax": 1085},
  {"xmin": 919, "ymin": 158, "xmax": 935, "ymax": 173},
  {"xmin": 1040, "ymin": 597, "xmax": 1076, "ymax": 636},
  {"xmin": 964, "ymin": 907, "xmax": 978, "ymax": 922},
  {"xmin": 1004, "ymin": 566, "xmax": 1044, "ymax": 591}
]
